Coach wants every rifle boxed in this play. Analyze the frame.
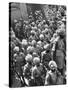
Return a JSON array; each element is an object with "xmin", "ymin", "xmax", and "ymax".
[
  {"xmin": 12, "ymin": 60, "xmax": 28, "ymax": 87},
  {"xmin": 50, "ymin": 36, "xmax": 60, "ymax": 60}
]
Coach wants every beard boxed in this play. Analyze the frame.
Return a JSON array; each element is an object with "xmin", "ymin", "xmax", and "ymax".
[{"xmin": 51, "ymin": 69, "xmax": 56, "ymax": 72}]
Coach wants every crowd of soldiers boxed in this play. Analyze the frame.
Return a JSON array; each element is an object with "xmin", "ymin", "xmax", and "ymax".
[{"xmin": 9, "ymin": 5, "xmax": 66, "ymax": 87}]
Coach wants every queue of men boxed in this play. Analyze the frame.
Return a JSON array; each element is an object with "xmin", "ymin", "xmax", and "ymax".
[{"xmin": 9, "ymin": 6, "xmax": 66, "ymax": 87}]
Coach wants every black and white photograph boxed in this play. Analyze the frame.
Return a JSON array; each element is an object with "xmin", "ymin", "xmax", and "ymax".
[{"xmin": 9, "ymin": 2, "xmax": 66, "ymax": 87}]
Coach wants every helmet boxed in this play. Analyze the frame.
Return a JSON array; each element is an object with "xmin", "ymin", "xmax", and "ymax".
[
  {"xmin": 27, "ymin": 46, "xmax": 34, "ymax": 53},
  {"xmin": 42, "ymin": 20, "xmax": 46, "ymax": 24},
  {"xmin": 39, "ymin": 34, "xmax": 44, "ymax": 40},
  {"xmin": 25, "ymin": 25, "xmax": 29, "ymax": 30},
  {"xmin": 29, "ymin": 15, "xmax": 33, "ymax": 19},
  {"xmin": 32, "ymin": 52, "xmax": 38, "ymax": 57},
  {"xmin": 22, "ymin": 39, "xmax": 27, "ymax": 42},
  {"xmin": 13, "ymin": 53, "xmax": 17, "ymax": 58},
  {"xmin": 31, "ymin": 40, "xmax": 36, "ymax": 46},
  {"xmin": 22, "ymin": 39, "xmax": 28, "ymax": 47},
  {"xmin": 45, "ymin": 28, "xmax": 49, "ymax": 34},
  {"xmin": 37, "ymin": 40, "xmax": 42, "ymax": 45},
  {"xmin": 38, "ymin": 23, "xmax": 41, "ymax": 28},
  {"xmin": 25, "ymin": 54, "xmax": 33, "ymax": 62},
  {"xmin": 13, "ymin": 46, "xmax": 19, "ymax": 52},
  {"xmin": 56, "ymin": 29, "xmax": 65, "ymax": 37},
  {"xmin": 23, "ymin": 20, "xmax": 29, "ymax": 24},
  {"xmin": 33, "ymin": 57, "xmax": 40, "ymax": 65},
  {"xmin": 14, "ymin": 19, "xmax": 18, "ymax": 24},
  {"xmin": 44, "ymin": 24, "xmax": 48, "ymax": 28},
  {"xmin": 31, "ymin": 30, "xmax": 36, "ymax": 35},
  {"xmin": 49, "ymin": 60, "xmax": 57, "ymax": 69},
  {"xmin": 31, "ymin": 22, "xmax": 35, "ymax": 26},
  {"xmin": 32, "ymin": 26, "xmax": 37, "ymax": 31},
  {"xmin": 43, "ymin": 44, "xmax": 49, "ymax": 50}
]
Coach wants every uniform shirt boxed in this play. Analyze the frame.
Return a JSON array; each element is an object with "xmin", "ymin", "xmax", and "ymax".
[
  {"xmin": 14, "ymin": 54, "xmax": 25, "ymax": 75},
  {"xmin": 45, "ymin": 70, "xmax": 57, "ymax": 85},
  {"xmin": 31, "ymin": 63, "xmax": 46, "ymax": 79},
  {"xmin": 55, "ymin": 38, "xmax": 65, "ymax": 69},
  {"xmin": 41, "ymin": 51, "xmax": 51, "ymax": 64},
  {"xmin": 31, "ymin": 64, "xmax": 45, "ymax": 86},
  {"xmin": 23, "ymin": 63, "xmax": 32, "ymax": 79}
]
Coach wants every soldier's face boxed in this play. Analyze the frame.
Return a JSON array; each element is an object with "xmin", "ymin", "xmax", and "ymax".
[{"xmin": 50, "ymin": 65, "xmax": 56, "ymax": 72}]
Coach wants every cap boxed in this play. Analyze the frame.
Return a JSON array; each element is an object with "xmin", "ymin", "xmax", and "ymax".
[
  {"xmin": 13, "ymin": 46, "xmax": 19, "ymax": 52},
  {"xmin": 25, "ymin": 54, "xmax": 33, "ymax": 62},
  {"xmin": 33, "ymin": 57, "xmax": 40, "ymax": 65},
  {"xmin": 49, "ymin": 60, "xmax": 57, "ymax": 69}
]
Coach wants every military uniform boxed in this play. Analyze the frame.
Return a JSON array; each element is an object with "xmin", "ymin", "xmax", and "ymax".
[
  {"xmin": 41, "ymin": 50, "xmax": 51, "ymax": 69},
  {"xmin": 45, "ymin": 60, "xmax": 64, "ymax": 85},
  {"xmin": 23, "ymin": 54, "xmax": 33, "ymax": 86},
  {"xmin": 55, "ymin": 37, "xmax": 65, "ymax": 75},
  {"xmin": 23, "ymin": 63, "xmax": 32, "ymax": 86},
  {"xmin": 45, "ymin": 70, "xmax": 57, "ymax": 85},
  {"xmin": 30, "ymin": 63, "xmax": 46, "ymax": 86}
]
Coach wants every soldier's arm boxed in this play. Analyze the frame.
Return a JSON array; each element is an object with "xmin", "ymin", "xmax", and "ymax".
[
  {"xmin": 23, "ymin": 65, "xmax": 27, "ymax": 76},
  {"xmin": 45, "ymin": 73, "xmax": 50, "ymax": 85}
]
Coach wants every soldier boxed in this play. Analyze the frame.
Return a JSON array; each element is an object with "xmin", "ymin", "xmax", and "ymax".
[
  {"xmin": 54, "ymin": 29, "xmax": 66, "ymax": 76},
  {"xmin": 41, "ymin": 44, "xmax": 52, "ymax": 70},
  {"xmin": 27, "ymin": 46, "xmax": 35, "ymax": 55},
  {"xmin": 21, "ymin": 39, "xmax": 28, "ymax": 49},
  {"xmin": 13, "ymin": 46, "xmax": 20, "ymax": 54},
  {"xmin": 45, "ymin": 60, "xmax": 64, "ymax": 85},
  {"xmin": 31, "ymin": 40, "xmax": 37, "ymax": 47},
  {"xmin": 23, "ymin": 54, "xmax": 33, "ymax": 86},
  {"xmin": 39, "ymin": 34, "xmax": 44, "ymax": 42},
  {"xmin": 30, "ymin": 57, "xmax": 46, "ymax": 86}
]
